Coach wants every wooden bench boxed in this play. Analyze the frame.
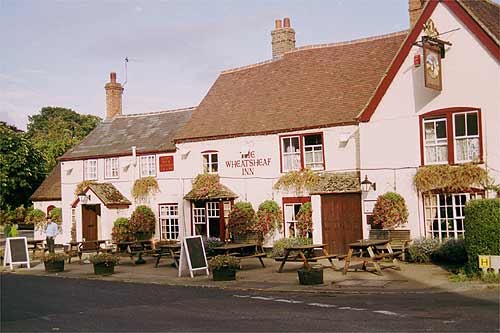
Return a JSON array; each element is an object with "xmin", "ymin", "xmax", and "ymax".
[
  {"xmin": 127, "ymin": 241, "xmax": 155, "ymax": 264},
  {"xmin": 369, "ymin": 229, "xmax": 411, "ymax": 261},
  {"xmin": 236, "ymin": 252, "xmax": 266, "ymax": 268}
]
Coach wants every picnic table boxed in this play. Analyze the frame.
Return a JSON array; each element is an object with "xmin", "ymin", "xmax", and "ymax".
[
  {"xmin": 66, "ymin": 240, "xmax": 111, "ymax": 263},
  {"xmin": 27, "ymin": 240, "xmax": 45, "ymax": 256},
  {"xmin": 211, "ymin": 243, "xmax": 266, "ymax": 268},
  {"xmin": 342, "ymin": 239, "xmax": 401, "ymax": 276},
  {"xmin": 116, "ymin": 240, "xmax": 154, "ymax": 264},
  {"xmin": 153, "ymin": 243, "xmax": 181, "ymax": 268},
  {"xmin": 276, "ymin": 244, "xmax": 340, "ymax": 273}
]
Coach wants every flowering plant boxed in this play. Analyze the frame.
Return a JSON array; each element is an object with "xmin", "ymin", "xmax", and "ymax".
[
  {"xmin": 296, "ymin": 202, "xmax": 313, "ymax": 238},
  {"xmin": 254, "ymin": 200, "xmax": 282, "ymax": 243},
  {"xmin": 371, "ymin": 192, "xmax": 409, "ymax": 229},
  {"xmin": 40, "ymin": 252, "xmax": 68, "ymax": 263},
  {"xmin": 228, "ymin": 202, "xmax": 256, "ymax": 237},
  {"xmin": 89, "ymin": 253, "xmax": 119, "ymax": 265},
  {"xmin": 129, "ymin": 205, "xmax": 156, "ymax": 235},
  {"xmin": 111, "ymin": 217, "xmax": 135, "ymax": 243},
  {"xmin": 208, "ymin": 255, "xmax": 240, "ymax": 270}
]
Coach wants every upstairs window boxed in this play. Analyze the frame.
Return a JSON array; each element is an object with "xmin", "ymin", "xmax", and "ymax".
[
  {"xmin": 105, "ymin": 157, "xmax": 119, "ymax": 179},
  {"xmin": 423, "ymin": 118, "xmax": 448, "ymax": 164},
  {"xmin": 420, "ymin": 108, "xmax": 482, "ymax": 165},
  {"xmin": 202, "ymin": 152, "xmax": 218, "ymax": 173},
  {"xmin": 281, "ymin": 133, "xmax": 324, "ymax": 172},
  {"xmin": 84, "ymin": 159, "xmax": 97, "ymax": 180},
  {"xmin": 140, "ymin": 155, "xmax": 156, "ymax": 177},
  {"xmin": 454, "ymin": 112, "xmax": 479, "ymax": 163}
]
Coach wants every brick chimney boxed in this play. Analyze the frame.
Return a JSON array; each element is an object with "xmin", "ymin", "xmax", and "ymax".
[
  {"xmin": 409, "ymin": 0, "xmax": 427, "ymax": 28},
  {"xmin": 271, "ymin": 17, "xmax": 296, "ymax": 58},
  {"xmin": 105, "ymin": 72, "xmax": 123, "ymax": 119}
]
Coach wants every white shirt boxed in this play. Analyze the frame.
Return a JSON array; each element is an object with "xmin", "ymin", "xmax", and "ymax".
[{"xmin": 46, "ymin": 222, "xmax": 58, "ymax": 238}]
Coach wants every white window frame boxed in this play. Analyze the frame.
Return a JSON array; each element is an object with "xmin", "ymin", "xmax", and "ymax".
[
  {"xmin": 281, "ymin": 136, "xmax": 301, "ymax": 172},
  {"xmin": 424, "ymin": 192, "xmax": 483, "ymax": 241},
  {"xmin": 303, "ymin": 134, "xmax": 324, "ymax": 170},
  {"xmin": 284, "ymin": 203, "xmax": 303, "ymax": 238},
  {"xmin": 453, "ymin": 111, "xmax": 480, "ymax": 163},
  {"xmin": 207, "ymin": 202, "xmax": 220, "ymax": 218},
  {"xmin": 104, "ymin": 157, "xmax": 119, "ymax": 179},
  {"xmin": 202, "ymin": 152, "xmax": 218, "ymax": 173},
  {"xmin": 159, "ymin": 204, "xmax": 179, "ymax": 240},
  {"xmin": 423, "ymin": 118, "xmax": 448, "ymax": 165},
  {"xmin": 84, "ymin": 159, "xmax": 97, "ymax": 180},
  {"xmin": 140, "ymin": 155, "xmax": 156, "ymax": 177}
]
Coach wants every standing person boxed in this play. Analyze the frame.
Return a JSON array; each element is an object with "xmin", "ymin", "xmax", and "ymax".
[{"xmin": 45, "ymin": 218, "xmax": 58, "ymax": 253}]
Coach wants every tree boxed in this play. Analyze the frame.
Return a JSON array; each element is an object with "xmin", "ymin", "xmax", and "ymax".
[
  {"xmin": 26, "ymin": 107, "xmax": 101, "ymax": 170},
  {"xmin": 0, "ymin": 122, "xmax": 47, "ymax": 211}
]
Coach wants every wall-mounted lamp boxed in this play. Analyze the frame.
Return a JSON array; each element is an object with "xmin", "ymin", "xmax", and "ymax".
[
  {"xmin": 361, "ymin": 175, "xmax": 376, "ymax": 192},
  {"xmin": 78, "ymin": 192, "xmax": 90, "ymax": 204}
]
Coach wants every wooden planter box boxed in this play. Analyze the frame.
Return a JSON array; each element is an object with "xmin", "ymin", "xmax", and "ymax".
[
  {"xmin": 93, "ymin": 263, "xmax": 115, "ymax": 276},
  {"xmin": 297, "ymin": 266, "xmax": 323, "ymax": 285},
  {"xmin": 212, "ymin": 267, "xmax": 237, "ymax": 281},
  {"xmin": 44, "ymin": 260, "xmax": 65, "ymax": 273}
]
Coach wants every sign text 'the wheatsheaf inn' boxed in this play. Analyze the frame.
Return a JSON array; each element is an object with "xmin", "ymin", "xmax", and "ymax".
[{"xmin": 225, "ymin": 151, "xmax": 272, "ymax": 176}]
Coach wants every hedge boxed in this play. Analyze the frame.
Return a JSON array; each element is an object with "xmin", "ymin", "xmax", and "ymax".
[{"xmin": 464, "ymin": 198, "xmax": 500, "ymax": 273}]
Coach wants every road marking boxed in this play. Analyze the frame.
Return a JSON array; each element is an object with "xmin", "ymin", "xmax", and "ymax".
[
  {"xmin": 233, "ymin": 295, "xmax": 250, "ymax": 298},
  {"xmin": 373, "ymin": 310, "xmax": 399, "ymax": 316},
  {"xmin": 308, "ymin": 303, "xmax": 337, "ymax": 308},
  {"xmin": 274, "ymin": 299, "xmax": 303, "ymax": 304},
  {"xmin": 339, "ymin": 306, "xmax": 366, "ymax": 311},
  {"xmin": 250, "ymin": 296, "xmax": 275, "ymax": 301}
]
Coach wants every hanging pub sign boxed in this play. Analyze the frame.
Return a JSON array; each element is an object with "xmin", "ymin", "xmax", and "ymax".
[
  {"xmin": 423, "ymin": 42, "xmax": 442, "ymax": 91},
  {"xmin": 159, "ymin": 155, "xmax": 174, "ymax": 172}
]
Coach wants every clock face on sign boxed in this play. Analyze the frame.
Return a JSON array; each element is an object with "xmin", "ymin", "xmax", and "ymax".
[{"xmin": 426, "ymin": 53, "xmax": 440, "ymax": 79}]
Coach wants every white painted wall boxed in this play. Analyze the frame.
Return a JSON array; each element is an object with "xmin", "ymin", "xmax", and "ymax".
[
  {"xmin": 33, "ymin": 200, "xmax": 61, "ymax": 241},
  {"xmin": 360, "ymin": 3, "xmax": 500, "ymax": 239}
]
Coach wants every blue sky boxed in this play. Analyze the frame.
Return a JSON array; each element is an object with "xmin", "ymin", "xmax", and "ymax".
[{"xmin": 1, "ymin": 0, "xmax": 409, "ymax": 130}]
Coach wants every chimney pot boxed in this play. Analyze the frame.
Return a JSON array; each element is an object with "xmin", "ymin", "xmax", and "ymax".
[
  {"xmin": 283, "ymin": 17, "xmax": 291, "ymax": 28},
  {"xmin": 275, "ymin": 19, "xmax": 282, "ymax": 29},
  {"xmin": 110, "ymin": 72, "xmax": 116, "ymax": 83},
  {"xmin": 271, "ymin": 17, "xmax": 296, "ymax": 58}
]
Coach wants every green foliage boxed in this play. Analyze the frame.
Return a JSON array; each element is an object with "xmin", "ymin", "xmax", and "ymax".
[
  {"xmin": 414, "ymin": 164, "xmax": 490, "ymax": 193},
  {"xmin": 464, "ymin": 199, "xmax": 500, "ymax": 273},
  {"xmin": 0, "ymin": 122, "xmax": 47, "ymax": 211},
  {"xmin": 8, "ymin": 224, "xmax": 19, "ymax": 237},
  {"xmin": 3, "ymin": 224, "xmax": 12, "ymax": 237},
  {"xmin": 372, "ymin": 192, "xmax": 409, "ymax": 229},
  {"xmin": 208, "ymin": 255, "xmax": 240, "ymax": 270},
  {"xmin": 131, "ymin": 177, "xmax": 160, "ymax": 202},
  {"xmin": 26, "ymin": 107, "xmax": 101, "ymax": 170},
  {"xmin": 480, "ymin": 271, "xmax": 500, "ymax": 284},
  {"xmin": 254, "ymin": 200, "xmax": 282, "ymax": 242},
  {"xmin": 74, "ymin": 180, "xmax": 97, "ymax": 196},
  {"xmin": 406, "ymin": 238, "xmax": 441, "ymax": 263},
  {"xmin": 228, "ymin": 202, "xmax": 256, "ymax": 237},
  {"xmin": 431, "ymin": 239, "xmax": 467, "ymax": 265},
  {"xmin": 49, "ymin": 207, "xmax": 62, "ymax": 224},
  {"xmin": 129, "ymin": 205, "xmax": 156, "ymax": 235},
  {"xmin": 271, "ymin": 237, "xmax": 313, "ymax": 258},
  {"xmin": 24, "ymin": 208, "xmax": 47, "ymax": 230},
  {"xmin": 273, "ymin": 168, "xmax": 320, "ymax": 194},
  {"xmin": 111, "ymin": 217, "xmax": 135, "ymax": 243},
  {"xmin": 89, "ymin": 253, "xmax": 119, "ymax": 265},
  {"xmin": 296, "ymin": 202, "xmax": 313, "ymax": 238}
]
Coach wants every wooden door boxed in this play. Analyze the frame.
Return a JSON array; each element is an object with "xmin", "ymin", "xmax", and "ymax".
[
  {"xmin": 321, "ymin": 193, "xmax": 362, "ymax": 255},
  {"xmin": 82, "ymin": 205, "xmax": 98, "ymax": 245}
]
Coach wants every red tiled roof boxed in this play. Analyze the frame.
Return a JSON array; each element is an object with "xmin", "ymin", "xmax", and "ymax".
[
  {"xmin": 175, "ymin": 31, "xmax": 408, "ymax": 142},
  {"xmin": 459, "ymin": 0, "xmax": 500, "ymax": 43},
  {"xmin": 30, "ymin": 163, "xmax": 61, "ymax": 201}
]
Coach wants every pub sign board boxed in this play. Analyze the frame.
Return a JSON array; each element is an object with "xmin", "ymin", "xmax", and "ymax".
[
  {"xmin": 423, "ymin": 42, "xmax": 442, "ymax": 91},
  {"xmin": 3, "ymin": 237, "xmax": 30, "ymax": 270},
  {"xmin": 159, "ymin": 155, "xmax": 174, "ymax": 172}
]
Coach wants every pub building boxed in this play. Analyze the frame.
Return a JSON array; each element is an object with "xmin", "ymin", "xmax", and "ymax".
[{"xmin": 31, "ymin": 0, "xmax": 499, "ymax": 255}]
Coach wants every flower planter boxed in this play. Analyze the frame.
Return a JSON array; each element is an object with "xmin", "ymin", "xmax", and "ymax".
[
  {"xmin": 297, "ymin": 265, "xmax": 323, "ymax": 285},
  {"xmin": 44, "ymin": 260, "xmax": 65, "ymax": 273},
  {"xmin": 93, "ymin": 262, "xmax": 115, "ymax": 276},
  {"xmin": 212, "ymin": 267, "xmax": 237, "ymax": 281}
]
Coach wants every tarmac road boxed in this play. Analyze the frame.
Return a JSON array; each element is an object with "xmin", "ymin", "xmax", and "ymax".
[{"xmin": 1, "ymin": 274, "xmax": 499, "ymax": 332}]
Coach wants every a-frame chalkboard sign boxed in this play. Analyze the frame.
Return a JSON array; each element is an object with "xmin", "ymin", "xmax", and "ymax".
[
  {"xmin": 3, "ymin": 237, "xmax": 30, "ymax": 270},
  {"xmin": 178, "ymin": 235, "xmax": 209, "ymax": 278}
]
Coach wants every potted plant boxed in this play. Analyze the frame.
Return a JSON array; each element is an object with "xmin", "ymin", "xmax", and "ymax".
[
  {"xmin": 89, "ymin": 253, "xmax": 119, "ymax": 276},
  {"xmin": 254, "ymin": 200, "xmax": 282, "ymax": 246},
  {"xmin": 209, "ymin": 255, "xmax": 240, "ymax": 281},
  {"xmin": 129, "ymin": 205, "xmax": 156, "ymax": 240},
  {"xmin": 371, "ymin": 192, "xmax": 409, "ymax": 230},
  {"xmin": 111, "ymin": 217, "xmax": 135, "ymax": 251},
  {"xmin": 41, "ymin": 252, "xmax": 68, "ymax": 273},
  {"xmin": 228, "ymin": 202, "xmax": 256, "ymax": 243},
  {"xmin": 297, "ymin": 264, "xmax": 324, "ymax": 285}
]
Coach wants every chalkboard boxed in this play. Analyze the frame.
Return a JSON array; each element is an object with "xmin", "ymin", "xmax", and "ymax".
[
  {"xmin": 3, "ymin": 237, "xmax": 30, "ymax": 270},
  {"xmin": 179, "ymin": 236, "xmax": 209, "ymax": 278}
]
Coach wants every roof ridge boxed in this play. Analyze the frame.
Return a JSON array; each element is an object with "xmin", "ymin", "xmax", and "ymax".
[
  {"xmin": 113, "ymin": 106, "xmax": 196, "ymax": 119},
  {"xmin": 221, "ymin": 30, "xmax": 408, "ymax": 75}
]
